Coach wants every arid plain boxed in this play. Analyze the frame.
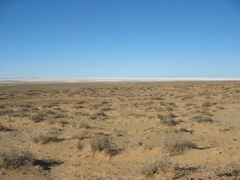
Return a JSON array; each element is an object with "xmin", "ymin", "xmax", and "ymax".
[{"xmin": 0, "ymin": 81, "xmax": 240, "ymax": 179}]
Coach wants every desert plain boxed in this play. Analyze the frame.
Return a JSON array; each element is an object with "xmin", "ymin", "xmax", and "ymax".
[{"xmin": 0, "ymin": 80, "xmax": 240, "ymax": 179}]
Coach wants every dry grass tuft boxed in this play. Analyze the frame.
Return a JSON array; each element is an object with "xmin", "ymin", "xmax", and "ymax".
[
  {"xmin": 34, "ymin": 135, "xmax": 63, "ymax": 144},
  {"xmin": 45, "ymin": 110, "xmax": 57, "ymax": 115},
  {"xmin": 19, "ymin": 107, "xmax": 29, "ymax": 112},
  {"xmin": 157, "ymin": 113, "xmax": 177, "ymax": 120},
  {"xmin": 213, "ymin": 162, "xmax": 240, "ymax": 177},
  {"xmin": 90, "ymin": 135, "xmax": 121, "ymax": 156},
  {"xmin": 202, "ymin": 101, "xmax": 217, "ymax": 107},
  {"xmin": 91, "ymin": 112, "xmax": 108, "ymax": 120},
  {"xmin": 175, "ymin": 128, "xmax": 193, "ymax": 134},
  {"xmin": 157, "ymin": 113, "xmax": 179, "ymax": 126},
  {"xmin": 162, "ymin": 134, "xmax": 197, "ymax": 156},
  {"xmin": 160, "ymin": 119, "xmax": 179, "ymax": 126},
  {"xmin": 192, "ymin": 116, "xmax": 213, "ymax": 123},
  {"xmin": 104, "ymin": 147, "xmax": 122, "ymax": 157},
  {"xmin": 0, "ymin": 109, "xmax": 14, "ymax": 116},
  {"xmin": 0, "ymin": 151, "xmax": 34, "ymax": 169},
  {"xmin": 140, "ymin": 156, "xmax": 176, "ymax": 177},
  {"xmin": 0, "ymin": 124, "xmax": 10, "ymax": 132},
  {"xmin": 90, "ymin": 135, "xmax": 109, "ymax": 152},
  {"xmin": 77, "ymin": 100, "xmax": 85, "ymax": 104},
  {"xmin": 31, "ymin": 113, "xmax": 45, "ymax": 122},
  {"xmin": 77, "ymin": 142, "xmax": 84, "ymax": 150}
]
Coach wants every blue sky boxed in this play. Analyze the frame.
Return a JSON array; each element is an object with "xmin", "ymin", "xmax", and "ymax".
[{"xmin": 0, "ymin": 0, "xmax": 240, "ymax": 78}]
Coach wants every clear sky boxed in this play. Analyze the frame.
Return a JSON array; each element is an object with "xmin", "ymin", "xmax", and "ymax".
[{"xmin": 0, "ymin": 0, "xmax": 240, "ymax": 78}]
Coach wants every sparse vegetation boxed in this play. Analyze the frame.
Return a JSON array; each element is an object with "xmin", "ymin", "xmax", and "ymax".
[
  {"xmin": 175, "ymin": 128, "xmax": 193, "ymax": 134},
  {"xmin": 141, "ymin": 156, "xmax": 176, "ymax": 177},
  {"xmin": 19, "ymin": 107, "xmax": 29, "ymax": 112},
  {"xmin": 34, "ymin": 135, "xmax": 63, "ymax": 144},
  {"xmin": 0, "ymin": 109, "xmax": 14, "ymax": 116},
  {"xmin": 162, "ymin": 134, "xmax": 197, "ymax": 155},
  {"xmin": 31, "ymin": 113, "xmax": 45, "ymax": 122},
  {"xmin": 91, "ymin": 112, "xmax": 108, "ymax": 120},
  {"xmin": 192, "ymin": 116, "xmax": 213, "ymax": 123},
  {"xmin": 90, "ymin": 135, "xmax": 121, "ymax": 156},
  {"xmin": 202, "ymin": 101, "xmax": 217, "ymax": 107},
  {"xmin": 54, "ymin": 113, "xmax": 65, "ymax": 118},
  {"xmin": 157, "ymin": 113, "xmax": 177, "ymax": 120},
  {"xmin": 90, "ymin": 135, "xmax": 109, "ymax": 152},
  {"xmin": 214, "ymin": 162, "xmax": 240, "ymax": 177},
  {"xmin": 157, "ymin": 113, "xmax": 179, "ymax": 126},
  {"xmin": 0, "ymin": 151, "xmax": 34, "ymax": 169},
  {"xmin": 160, "ymin": 119, "xmax": 179, "ymax": 126},
  {"xmin": 0, "ymin": 124, "xmax": 10, "ymax": 131},
  {"xmin": 77, "ymin": 142, "xmax": 83, "ymax": 150},
  {"xmin": 0, "ymin": 81, "xmax": 239, "ymax": 179},
  {"xmin": 45, "ymin": 110, "xmax": 57, "ymax": 115},
  {"xmin": 77, "ymin": 100, "xmax": 85, "ymax": 104}
]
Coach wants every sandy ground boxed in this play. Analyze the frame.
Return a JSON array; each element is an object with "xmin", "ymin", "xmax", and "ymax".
[{"xmin": 0, "ymin": 81, "xmax": 240, "ymax": 179}]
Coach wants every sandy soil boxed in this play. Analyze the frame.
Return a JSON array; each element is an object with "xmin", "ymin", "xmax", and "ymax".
[{"xmin": 0, "ymin": 81, "xmax": 240, "ymax": 179}]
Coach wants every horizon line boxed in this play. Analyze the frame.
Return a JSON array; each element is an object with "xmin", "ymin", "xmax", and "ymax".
[{"xmin": 1, "ymin": 77, "xmax": 240, "ymax": 85}]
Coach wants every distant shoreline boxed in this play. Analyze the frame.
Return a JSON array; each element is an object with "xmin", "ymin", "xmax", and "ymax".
[{"xmin": 0, "ymin": 77, "xmax": 240, "ymax": 85}]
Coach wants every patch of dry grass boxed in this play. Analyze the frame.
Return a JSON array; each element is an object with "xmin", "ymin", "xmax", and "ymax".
[
  {"xmin": 140, "ymin": 156, "xmax": 176, "ymax": 177},
  {"xmin": 33, "ymin": 135, "xmax": 63, "ymax": 144},
  {"xmin": 161, "ymin": 134, "xmax": 197, "ymax": 156},
  {"xmin": 213, "ymin": 162, "xmax": 240, "ymax": 177},
  {"xmin": 0, "ymin": 109, "xmax": 14, "ymax": 116},
  {"xmin": 0, "ymin": 124, "xmax": 10, "ymax": 131},
  {"xmin": 90, "ymin": 135, "xmax": 122, "ymax": 156},
  {"xmin": 31, "ymin": 113, "xmax": 46, "ymax": 122},
  {"xmin": 77, "ymin": 142, "xmax": 84, "ymax": 150},
  {"xmin": 157, "ymin": 113, "xmax": 179, "ymax": 126},
  {"xmin": 192, "ymin": 116, "xmax": 213, "ymax": 123},
  {"xmin": 0, "ymin": 151, "xmax": 34, "ymax": 169}
]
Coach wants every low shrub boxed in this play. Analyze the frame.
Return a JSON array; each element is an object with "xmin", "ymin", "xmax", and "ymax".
[
  {"xmin": 0, "ymin": 109, "xmax": 14, "ymax": 116},
  {"xmin": 31, "ymin": 113, "xmax": 45, "ymax": 122},
  {"xmin": 0, "ymin": 124, "xmax": 10, "ymax": 132},
  {"xmin": 0, "ymin": 151, "xmax": 34, "ymax": 169},
  {"xmin": 213, "ymin": 162, "xmax": 240, "ymax": 177},
  {"xmin": 90, "ymin": 135, "xmax": 109, "ymax": 152},
  {"xmin": 90, "ymin": 135, "xmax": 121, "ymax": 156},
  {"xmin": 34, "ymin": 135, "xmax": 62, "ymax": 144},
  {"xmin": 162, "ymin": 134, "xmax": 197, "ymax": 156},
  {"xmin": 141, "ymin": 156, "xmax": 176, "ymax": 177},
  {"xmin": 157, "ymin": 113, "xmax": 179, "ymax": 126},
  {"xmin": 77, "ymin": 142, "xmax": 83, "ymax": 150},
  {"xmin": 192, "ymin": 116, "xmax": 213, "ymax": 123}
]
